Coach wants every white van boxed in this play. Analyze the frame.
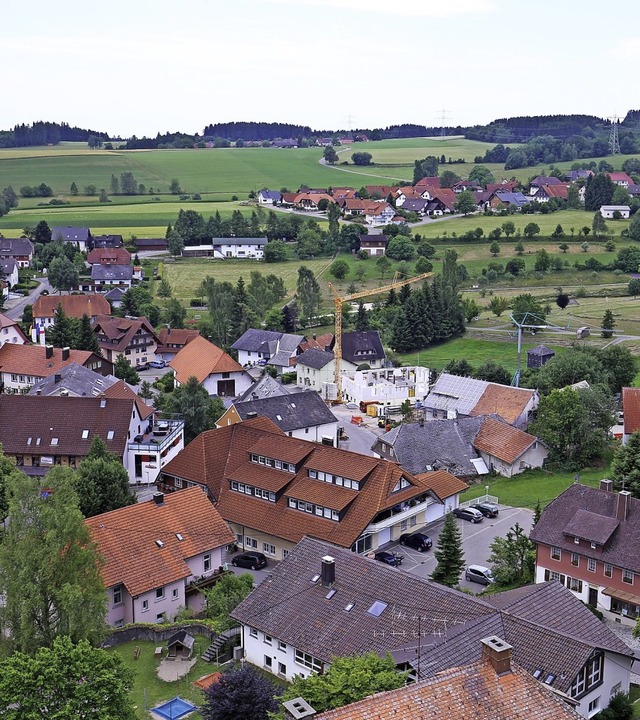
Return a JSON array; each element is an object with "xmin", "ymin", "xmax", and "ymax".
[{"xmin": 465, "ymin": 565, "xmax": 495, "ymax": 586}]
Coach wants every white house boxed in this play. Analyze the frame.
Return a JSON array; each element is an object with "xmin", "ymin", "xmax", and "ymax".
[
  {"xmin": 257, "ymin": 190, "xmax": 282, "ymax": 205},
  {"xmin": 341, "ymin": 366, "xmax": 431, "ymax": 410},
  {"xmin": 296, "ymin": 348, "xmax": 335, "ymax": 392},
  {"xmin": 600, "ymin": 205, "xmax": 630, "ymax": 220},
  {"xmin": 0, "ymin": 259, "xmax": 19, "ymax": 290},
  {"xmin": 231, "ymin": 328, "xmax": 305, "ymax": 372},
  {"xmin": 0, "ymin": 313, "xmax": 28, "ymax": 348},
  {"xmin": 85, "ymin": 488, "xmax": 235, "ymax": 626}
]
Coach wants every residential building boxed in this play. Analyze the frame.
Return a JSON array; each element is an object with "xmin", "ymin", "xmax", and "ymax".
[
  {"xmin": 84, "ymin": 264, "xmax": 134, "ymax": 292},
  {"xmin": 257, "ymin": 190, "xmax": 282, "ymax": 205},
  {"xmin": 180, "ymin": 237, "xmax": 268, "ymax": 260},
  {"xmin": 489, "ymin": 191, "xmax": 529, "ymax": 210},
  {"xmin": 451, "ymin": 179, "xmax": 482, "ymax": 193},
  {"xmin": 341, "ymin": 366, "xmax": 430, "ymax": 410},
  {"xmin": 92, "ymin": 315, "xmax": 160, "ymax": 366},
  {"xmin": 103, "ymin": 287, "xmax": 126, "ymax": 307},
  {"xmin": 341, "ymin": 331, "xmax": 385, "ymax": 370},
  {"xmin": 533, "ymin": 184, "xmax": 569, "ymax": 203},
  {"xmin": 622, "ymin": 386, "xmax": 640, "ymax": 444},
  {"xmin": 216, "ymin": 391, "xmax": 339, "ymax": 445},
  {"xmin": 28, "ymin": 362, "xmax": 119, "ymax": 398},
  {"xmin": 90, "ymin": 234, "xmax": 123, "ymax": 249},
  {"xmin": 170, "ymin": 335, "xmax": 252, "ymax": 397},
  {"xmin": 608, "ymin": 172, "xmax": 634, "ymax": 187},
  {"xmin": 296, "ymin": 349, "xmax": 335, "ymax": 392},
  {"xmin": 86, "ymin": 247, "xmax": 131, "ymax": 265},
  {"xmin": 308, "ymin": 637, "xmax": 583, "ymax": 720},
  {"xmin": 232, "ymin": 329, "xmax": 306, "ymax": 372},
  {"xmin": 85, "ymin": 488, "xmax": 235, "ymax": 626},
  {"xmin": 399, "ymin": 198, "xmax": 429, "ymax": 215},
  {"xmin": 0, "ymin": 259, "xmax": 19, "ymax": 290},
  {"xmin": 0, "ymin": 344, "xmax": 111, "ymax": 392},
  {"xmin": 0, "ymin": 312, "xmax": 28, "ymax": 348},
  {"xmin": 298, "ymin": 333, "xmax": 334, "ymax": 354},
  {"xmin": 51, "ymin": 226, "xmax": 92, "ymax": 251},
  {"xmin": 424, "ymin": 372, "xmax": 538, "ymax": 429},
  {"xmin": 232, "ymin": 537, "xmax": 632, "ymax": 719},
  {"xmin": 357, "ymin": 234, "xmax": 388, "ymax": 256},
  {"xmin": 364, "ymin": 202, "xmax": 395, "ymax": 226},
  {"xmin": 237, "ymin": 374, "xmax": 293, "ymax": 402},
  {"xmin": 0, "ymin": 237, "xmax": 34, "ymax": 268},
  {"xmin": 373, "ymin": 415, "xmax": 547, "ymax": 478},
  {"xmin": 160, "ymin": 417, "xmax": 467, "ymax": 559},
  {"xmin": 31, "ymin": 293, "xmax": 111, "ymax": 342},
  {"xmin": 531, "ymin": 480, "xmax": 640, "ymax": 627},
  {"xmin": 529, "ymin": 176, "xmax": 564, "ymax": 194},
  {"xmin": 600, "ymin": 205, "xmax": 630, "ymax": 220},
  {"xmin": 155, "ymin": 327, "xmax": 200, "ymax": 363}
]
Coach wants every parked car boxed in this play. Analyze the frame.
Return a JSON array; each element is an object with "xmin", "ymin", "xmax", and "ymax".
[
  {"xmin": 471, "ymin": 502, "xmax": 499, "ymax": 518},
  {"xmin": 452, "ymin": 507, "xmax": 483, "ymax": 523},
  {"xmin": 465, "ymin": 564, "xmax": 495, "ymax": 586},
  {"xmin": 374, "ymin": 551, "xmax": 403, "ymax": 567},
  {"xmin": 232, "ymin": 552, "xmax": 268, "ymax": 570},
  {"xmin": 149, "ymin": 360, "xmax": 166, "ymax": 369},
  {"xmin": 135, "ymin": 362, "xmax": 150, "ymax": 371},
  {"xmin": 398, "ymin": 532, "xmax": 432, "ymax": 552}
]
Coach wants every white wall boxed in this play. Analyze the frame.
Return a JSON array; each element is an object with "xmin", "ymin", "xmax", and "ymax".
[
  {"xmin": 0, "ymin": 324, "xmax": 26, "ymax": 348},
  {"xmin": 289, "ymin": 421, "xmax": 339, "ymax": 445},
  {"xmin": 242, "ymin": 626, "xmax": 327, "ymax": 682},
  {"xmin": 296, "ymin": 361, "xmax": 335, "ymax": 392},
  {"xmin": 573, "ymin": 653, "xmax": 631, "ymax": 719},
  {"xmin": 201, "ymin": 371, "xmax": 253, "ymax": 398}
]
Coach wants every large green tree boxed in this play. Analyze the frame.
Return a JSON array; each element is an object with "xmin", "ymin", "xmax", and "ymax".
[
  {"xmin": 46, "ymin": 303, "xmax": 77, "ymax": 348},
  {"xmin": 453, "ymin": 190, "xmax": 476, "ymax": 215},
  {"xmin": 0, "ymin": 469, "xmax": 106, "ymax": 654},
  {"xmin": 171, "ymin": 375, "xmax": 225, "ymax": 443},
  {"xmin": 0, "ymin": 636, "xmax": 136, "ymax": 719},
  {"xmin": 202, "ymin": 666, "xmax": 281, "ymax": 720},
  {"xmin": 77, "ymin": 313, "xmax": 101, "ymax": 353},
  {"xmin": 296, "ymin": 265, "xmax": 321, "ymax": 322},
  {"xmin": 488, "ymin": 522, "xmax": 535, "ymax": 586},
  {"xmin": 48, "ymin": 256, "xmax": 79, "ymax": 293},
  {"xmin": 431, "ymin": 511, "xmax": 465, "ymax": 587},
  {"xmin": 611, "ymin": 432, "xmax": 640, "ymax": 498},
  {"xmin": 584, "ymin": 172, "xmax": 614, "ymax": 211},
  {"xmin": 167, "ymin": 228, "xmax": 185, "ymax": 258},
  {"xmin": 114, "ymin": 354, "xmax": 140, "ymax": 384},
  {"xmin": 204, "ymin": 573, "xmax": 254, "ymax": 632}
]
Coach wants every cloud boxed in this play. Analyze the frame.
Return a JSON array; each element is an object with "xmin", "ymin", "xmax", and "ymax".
[{"xmin": 268, "ymin": 0, "xmax": 495, "ymax": 17}]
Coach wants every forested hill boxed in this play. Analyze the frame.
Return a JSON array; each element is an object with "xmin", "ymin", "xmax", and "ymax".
[
  {"xmin": 0, "ymin": 121, "xmax": 110, "ymax": 148},
  {"xmin": 466, "ymin": 115, "xmax": 609, "ymax": 143}
]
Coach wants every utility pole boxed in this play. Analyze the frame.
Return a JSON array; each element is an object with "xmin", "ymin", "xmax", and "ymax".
[
  {"xmin": 435, "ymin": 109, "xmax": 452, "ymax": 138},
  {"xmin": 608, "ymin": 115, "xmax": 621, "ymax": 155}
]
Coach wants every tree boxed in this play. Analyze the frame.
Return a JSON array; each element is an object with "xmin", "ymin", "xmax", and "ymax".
[
  {"xmin": 76, "ymin": 313, "xmax": 100, "ymax": 353},
  {"xmin": 167, "ymin": 229, "xmax": 185, "ymax": 258},
  {"xmin": 0, "ymin": 469, "xmax": 106, "ymax": 654},
  {"xmin": 611, "ymin": 432, "xmax": 640, "ymax": 498},
  {"xmin": 462, "ymin": 297, "xmax": 480, "ymax": 323},
  {"xmin": 453, "ymin": 190, "xmax": 476, "ymax": 215},
  {"xmin": 376, "ymin": 255, "xmax": 392, "ymax": 279},
  {"xmin": 202, "ymin": 665, "xmax": 282, "ymax": 720},
  {"xmin": 566, "ymin": 184, "xmax": 581, "ymax": 209},
  {"xmin": 329, "ymin": 259, "xmax": 350, "ymax": 280},
  {"xmin": 523, "ymin": 222, "xmax": 540, "ymax": 238},
  {"xmin": 163, "ymin": 298, "xmax": 187, "ymax": 329},
  {"xmin": 629, "ymin": 212, "xmax": 640, "ymax": 242},
  {"xmin": 34, "ymin": 219, "xmax": 52, "ymax": 244},
  {"xmin": 593, "ymin": 692, "xmax": 634, "ymax": 720},
  {"xmin": 490, "ymin": 240, "xmax": 500, "ymax": 257},
  {"xmin": 48, "ymin": 303, "xmax": 77, "ymax": 348},
  {"xmin": 488, "ymin": 296, "xmax": 510, "ymax": 317},
  {"xmin": 475, "ymin": 360, "xmax": 511, "ymax": 385},
  {"xmin": 48, "ymin": 256, "xmax": 78, "ymax": 293},
  {"xmin": 170, "ymin": 177, "xmax": 182, "ymax": 194},
  {"xmin": 281, "ymin": 653, "xmax": 404, "ymax": 715},
  {"xmin": 99, "ymin": 188, "xmax": 109, "ymax": 203},
  {"xmin": 551, "ymin": 223, "xmax": 564, "ymax": 239},
  {"xmin": 0, "ymin": 636, "xmax": 136, "ymax": 719},
  {"xmin": 444, "ymin": 358, "xmax": 474, "ymax": 377},
  {"xmin": 629, "ymin": 278, "xmax": 640, "ymax": 296},
  {"xmin": 113, "ymin": 354, "xmax": 140, "ymax": 384},
  {"xmin": 204, "ymin": 573, "xmax": 253, "ymax": 632},
  {"xmin": 69, "ymin": 181, "xmax": 78, "ymax": 195},
  {"xmin": 0, "ymin": 443, "xmax": 23, "ymax": 521},
  {"xmin": 468, "ymin": 165, "xmax": 494, "ymax": 186},
  {"xmin": 174, "ymin": 208, "xmax": 206, "ymax": 243},
  {"xmin": 264, "ymin": 239, "xmax": 288, "ymax": 262},
  {"xmin": 488, "ymin": 522, "xmax": 535, "ymax": 586},
  {"xmin": 584, "ymin": 172, "xmax": 614, "ymax": 211},
  {"xmin": 505, "ymin": 257, "xmax": 526, "ymax": 275},
  {"xmin": 514, "ymin": 240, "xmax": 525, "ymax": 255},
  {"xmin": 323, "ymin": 145, "xmax": 338, "ymax": 164},
  {"xmin": 592, "ymin": 211, "xmax": 608, "ymax": 239},
  {"xmin": 351, "ymin": 151, "xmax": 373, "ymax": 166},
  {"xmin": 157, "ymin": 278, "xmax": 173, "ymax": 297},
  {"xmin": 534, "ymin": 248, "xmax": 551, "ymax": 272},
  {"xmin": 386, "ymin": 236, "xmax": 415, "ymax": 260},
  {"xmin": 618, "ymin": 246, "xmax": 640, "ymax": 273},
  {"xmin": 511, "ymin": 293, "xmax": 546, "ymax": 326},
  {"xmin": 110, "ymin": 174, "xmax": 120, "ymax": 195},
  {"xmin": 439, "ymin": 169, "xmax": 460, "ymax": 188},
  {"xmin": 431, "ymin": 512, "xmax": 465, "ymax": 587},
  {"xmin": 501, "ymin": 220, "xmax": 516, "ymax": 237},
  {"xmin": 556, "ymin": 293, "xmax": 570, "ymax": 309},
  {"xmin": 139, "ymin": 380, "xmax": 153, "ymax": 399},
  {"xmin": 355, "ymin": 301, "xmax": 369, "ymax": 332},
  {"xmin": 581, "ymin": 241, "xmax": 590, "ymax": 253},
  {"xmin": 75, "ymin": 437, "xmax": 136, "ymax": 518},
  {"xmin": 601, "ymin": 309, "xmax": 615, "ymax": 339},
  {"xmin": 172, "ymin": 375, "xmax": 224, "ymax": 443},
  {"xmin": 559, "ymin": 242, "xmax": 569, "ymax": 253},
  {"xmin": 296, "ymin": 266, "xmax": 321, "ymax": 323}
]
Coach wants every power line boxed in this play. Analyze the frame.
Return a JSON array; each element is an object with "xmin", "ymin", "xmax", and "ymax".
[
  {"xmin": 435, "ymin": 109, "xmax": 452, "ymax": 138},
  {"xmin": 607, "ymin": 115, "xmax": 621, "ymax": 155}
]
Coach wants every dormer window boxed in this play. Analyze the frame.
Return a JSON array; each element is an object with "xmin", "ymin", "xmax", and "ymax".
[
  {"xmin": 574, "ymin": 536, "xmax": 580, "ymax": 544},
  {"xmin": 393, "ymin": 477, "xmax": 411, "ymax": 492}
]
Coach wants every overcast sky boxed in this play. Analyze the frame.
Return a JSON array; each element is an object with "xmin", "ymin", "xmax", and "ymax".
[{"xmin": 2, "ymin": 0, "xmax": 639, "ymax": 138}]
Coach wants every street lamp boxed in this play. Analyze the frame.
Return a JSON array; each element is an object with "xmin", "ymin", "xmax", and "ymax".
[{"xmin": 485, "ymin": 485, "xmax": 490, "ymax": 501}]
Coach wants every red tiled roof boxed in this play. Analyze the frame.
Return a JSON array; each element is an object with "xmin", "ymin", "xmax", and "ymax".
[
  {"xmin": 415, "ymin": 469, "xmax": 468, "ymax": 499},
  {"xmin": 541, "ymin": 184, "xmax": 569, "ymax": 199},
  {"xmin": 86, "ymin": 487, "xmax": 235, "ymax": 596},
  {"xmin": 93, "ymin": 315, "xmax": 158, "ymax": 354},
  {"xmin": 87, "ymin": 247, "xmax": 131, "ymax": 265},
  {"xmin": 170, "ymin": 336, "xmax": 245, "ymax": 385},
  {"xmin": 32, "ymin": 294, "xmax": 110, "ymax": 319},
  {"xmin": 102, "ymin": 379, "xmax": 155, "ymax": 420},
  {"xmin": 623, "ymin": 387, "xmax": 640, "ymax": 435},
  {"xmin": 156, "ymin": 328, "xmax": 200, "ymax": 352},
  {"xmin": 473, "ymin": 416, "xmax": 537, "ymax": 464},
  {"xmin": 0, "ymin": 344, "xmax": 96, "ymax": 378},
  {"xmin": 470, "ymin": 385, "xmax": 536, "ymax": 425}
]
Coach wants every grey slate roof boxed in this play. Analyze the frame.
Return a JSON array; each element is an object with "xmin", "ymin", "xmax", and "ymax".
[
  {"xmin": 0, "ymin": 238, "xmax": 34, "ymax": 257},
  {"xmin": 234, "ymin": 392, "xmax": 337, "ymax": 432},
  {"xmin": 232, "ymin": 538, "xmax": 632, "ymax": 693},
  {"xmin": 258, "ymin": 190, "xmax": 282, "ymax": 201},
  {"xmin": 401, "ymin": 198, "xmax": 429, "ymax": 212},
  {"xmin": 103, "ymin": 287, "xmax": 126, "ymax": 301},
  {"xmin": 495, "ymin": 191, "xmax": 529, "ymax": 207},
  {"xmin": 530, "ymin": 483, "xmax": 640, "ymax": 573},
  {"xmin": 28, "ymin": 362, "xmax": 119, "ymax": 398},
  {"xmin": 238, "ymin": 375, "xmax": 292, "ymax": 402},
  {"xmin": 341, "ymin": 331, "xmax": 385, "ymax": 365},
  {"xmin": 52, "ymin": 226, "xmax": 91, "ymax": 243},
  {"xmin": 211, "ymin": 237, "xmax": 267, "ymax": 246},
  {"xmin": 91, "ymin": 264, "xmax": 133, "ymax": 281},
  {"xmin": 296, "ymin": 348, "xmax": 334, "ymax": 369},
  {"xmin": 232, "ymin": 329, "xmax": 285, "ymax": 352},
  {"xmin": 527, "ymin": 345, "xmax": 555, "ymax": 357},
  {"xmin": 0, "ymin": 259, "xmax": 17, "ymax": 274},
  {"xmin": 375, "ymin": 416, "xmax": 485, "ymax": 475}
]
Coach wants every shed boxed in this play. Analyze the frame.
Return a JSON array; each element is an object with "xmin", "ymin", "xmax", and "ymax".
[
  {"xmin": 166, "ymin": 630, "xmax": 195, "ymax": 659},
  {"xmin": 527, "ymin": 345, "xmax": 555, "ymax": 369}
]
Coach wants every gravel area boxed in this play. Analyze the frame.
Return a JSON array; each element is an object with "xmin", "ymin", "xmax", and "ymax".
[{"xmin": 604, "ymin": 619, "xmax": 640, "ymax": 683}]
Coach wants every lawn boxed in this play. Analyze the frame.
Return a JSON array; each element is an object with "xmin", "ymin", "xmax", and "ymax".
[{"xmin": 109, "ymin": 637, "xmax": 214, "ymax": 720}]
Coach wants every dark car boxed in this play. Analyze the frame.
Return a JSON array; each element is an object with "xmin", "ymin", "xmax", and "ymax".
[
  {"xmin": 135, "ymin": 362, "xmax": 150, "ymax": 371},
  {"xmin": 374, "ymin": 551, "xmax": 403, "ymax": 567},
  {"xmin": 232, "ymin": 552, "xmax": 268, "ymax": 570},
  {"xmin": 399, "ymin": 532, "xmax": 432, "ymax": 552},
  {"xmin": 149, "ymin": 360, "xmax": 166, "ymax": 369},
  {"xmin": 452, "ymin": 507, "xmax": 483, "ymax": 523},
  {"xmin": 471, "ymin": 501, "xmax": 499, "ymax": 518}
]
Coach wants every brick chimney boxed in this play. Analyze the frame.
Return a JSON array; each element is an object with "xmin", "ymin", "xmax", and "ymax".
[
  {"xmin": 321, "ymin": 555, "xmax": 335, "ymax": 588},
  {"xmin": 600, "ymin": 479, "xmax": 613, "ymax": 493},
  {"xmin": 283, "ymin": 698, "xmax": 316, "ymax": 720},
  {"xmin": 481, "ymin": 636, "xmax": 512, "ymax": 676},
  {"xmin": 45, "ymin": 344, "xmax": 54, "ymax": 359},
  {"xmin": 617, "ymin": 491, "xmax": 631, "ymax": 521},
  {"xmin": 61, "ymin": 347, "xmax": 70, "ymax": 361}
]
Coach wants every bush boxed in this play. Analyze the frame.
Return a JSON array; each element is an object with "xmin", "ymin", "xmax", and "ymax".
[
  {"xmin": 575, "ymin": 286, "xmax": 588, "ymax": 298},
  {"xmin": 281, "ymin": 371, "xmax": 297, "ymax": 384},
  {"xmin": 190, "ymin": 298, "xmax": 206, "ymax": 307}
]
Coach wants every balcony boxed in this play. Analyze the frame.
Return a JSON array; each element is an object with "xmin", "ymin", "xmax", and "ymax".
[
  {"xmin": 128, "ymin": 418, "xmax": 184, "ymax": 453},
  {"xmin": 365, "ymin": 495, "xmax": 432, "ymax": 533}
]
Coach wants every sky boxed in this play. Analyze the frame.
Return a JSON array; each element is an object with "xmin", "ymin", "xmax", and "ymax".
[{"xmin": 2, "ymin": 0, "xmax": 640, "ymax": 138}]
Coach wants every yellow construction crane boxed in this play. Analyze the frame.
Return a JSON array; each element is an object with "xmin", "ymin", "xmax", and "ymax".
[{"xmin": 328, "ymin": 271, "xmax": 433, "ymax": 402}]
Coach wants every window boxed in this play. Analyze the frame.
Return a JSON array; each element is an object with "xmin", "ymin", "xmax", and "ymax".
[
  {"xmin": 550, "ymin": 571, "xmax": 561, "ymax": 581},
  {"xmin": 203, "ymin": 554, "xmax": 211, "ymax": 573},
  {"xmin": 551, "ymin": 546, "xmax": 561, "ymax": 560},
  {"xmin": 107, "ymin": 430, "xmax": 115, "ymax": 441},
  {"xmin": 574, "ymin": 536, "xmax": 580, "ymax": 544},
  {"xmin": 174, "ymin": 478, "xmax": 183, "ymax": 488},
  {"xmin": 282, "ymin": 549, "xmax": 289, "ymax": 560},
  {"xmin": 294, "ymin": 650, "xmax": 323, "ymax": 673},
  {"xmin": 571, "ymin": 553, "xmax": 579, "ymax": 567},
  {"xmin": 604, "ymin": 564, "xmax": 613, "ymax": 578},
  {"xmin": 81, "ymin": 429, "xmax": 90, "ymax": 439},
  {"xmin": 246, "ymin": 537, "xmax": 258, "ymax": 549},
  {"xmin": 588, "ymin": 558, "xmax": 597, "ymax": 573},
  {"xmin": 570, "ymin": 653, "xmax": 603, "ymax": 698},
  {"xmin": 568, "ymin": 577, "xmax": 583, "ymax": 593},
  {"xmin": 249, "ymin": 627, "xmax": 258, "ymax": 638},
  {"xmin": 113, "ymin": 585, "xmax": 123, "ymax": 606},
  {"xmin": 263, "ymin": 543, "xmax": 276, "ymax": 555},
  {"xmin": 400, "ymin": 519, "xmax": 408, "ymax": 531},
  {"xmin": 623, "ymin": 569, "xmax": 634, "ymax": 585},
  {"xmin": 172, "ymin": 588, "xmax": 179, "ymax": 600},
  {"xmin": 142, "ymin": 599, "xmax": 149, "ymax": 612},
  {"xmin": 278, "ymin": 641, "xmax": 287, "ymax": 652},
  {"xmin": 155, "ymin": 587, "xmax": 165, "ymax": 600},
  {"xmin": 50, "ymin": 438, "xmax": 59, "ymax": 446},
  {"xmin": 264, "ymin": 655, "xmax": 273, "ymax": 669},
  {"xmin": 367, "ymin": 600, "xmax": 388, "ymax": 617},
  {"xmin": 611, "ymin": 682, "xmax": 622, "ymax": 698},
  {"xmin": 352, "ymin": 535, "xmax": 372, "ymax": 554},
  {"xmin": 278, "ymin": 662, "xmax": 287, "ymax": 676},
  {"xmin": 264, "ymin": 634, "xmax": 272, "ymax": 646}
]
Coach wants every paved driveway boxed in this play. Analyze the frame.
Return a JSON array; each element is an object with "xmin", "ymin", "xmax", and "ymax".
[{"xmin": 381, "ymin": 506, "xmax": 534, "ymax": 593}]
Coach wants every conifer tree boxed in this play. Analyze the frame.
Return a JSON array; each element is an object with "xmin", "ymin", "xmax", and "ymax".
[
  {"xmin": 431, "ymin": 511, "xmax": 465, "ymax": 587},
  {"xmin": 77, "ymin": 313, "xmax": 100, "ymax": 353},
  {"xmin": 48, "ymin": 304, "xmax": 76, "ymax": 348}
]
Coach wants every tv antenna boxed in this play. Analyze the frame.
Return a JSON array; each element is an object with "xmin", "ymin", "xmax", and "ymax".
[
  {"xmin": 435, "ymin": 108, "xmax": 452, "ymax": 138},
  {"xmin": 607, "ymin": 115, "xmax": 621, "ymax": 155}
]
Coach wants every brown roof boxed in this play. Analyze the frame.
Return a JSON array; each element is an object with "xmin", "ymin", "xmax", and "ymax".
[
  {"xmin": 0, "ymin": 344, "xmax": 98, "ymax": 378},
  {"xmin": 170, "ymin": 335, "xmax": 245, "ymax": 385},
  {"xmin": 85, "ymin": 487, "xmax": 234, "ymax": 596},
  {"xmin": 473, "ymin": 416, "xmax": 538, "ymax": 464},
  {"xmin": 415, "ymin": 469, "xmax": 468, "ymax": 500},
  {"xmin": 0, "ymin": 395, "xmax": 133, "ymax": 457},
  {"xmin": 32, "ymin": 294, "xmax": 111, "ymax": 320},
  {"xmin": 0, "ymin": 312, "xmax": 28, "ymax": 341},
  {"xmin": 93, "ymin": 315, "xmax": 158, "ymax": 354},
  {"xmin": 470, "ymin": 384, "xmax": 535, "ymax": 425},
  {"xmin": 299, "ymin": 333, "xmax": 334, "ymax": 352},
  {"xmin": 314, "ymin": 658, "xmax": 582, "ymax": 720},
  {"xmin": 87, "ymin": 247, "xmax": 131, "ymax": 265},
  {"xmin": 540, "ymin": 184, "xmax": 569, "ymax": 199},
  {"xmin": 156, "ymin": 328, "xmax": 200, "ymax": 353},
  {"xmin": 623, "ymin": 387, "xmax": 640, "ymax": 435},
  {"xmin": 102, "ymin": 378, "xmax": 155, "ymax": 420},
  {"xmin": 162, "ymin": 419, "xmax": 439, "ymax": 549}
]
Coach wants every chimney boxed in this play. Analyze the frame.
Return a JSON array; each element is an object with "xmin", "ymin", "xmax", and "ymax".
[
  {"xmin": 283, "ymin": 698, "xmax": 316, "ymax": 720},
  {"xmin": 481, "ymin": 636, "xmax": 512, "ymax": 676},
  {"xmin": 617, "ymin": 490, "xmax": 631, "ymax": 521},
  {"xmin": 153, "ymin": 492, "xmax": 165, "ymax": 506},
  {"xmin": 600, "ymin": 479, "xmax": 613, "ymax": 493},
  {"xmin": 321, "ymin": 555, "xmax": 335, "ymax": 588},
  {"xmin": 62, "ymin": 346, "xmax": 70, "ymax": 361},
  {"xmin": 45, "ymin": 344, "xmax": 54, "ymax": 359}
]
